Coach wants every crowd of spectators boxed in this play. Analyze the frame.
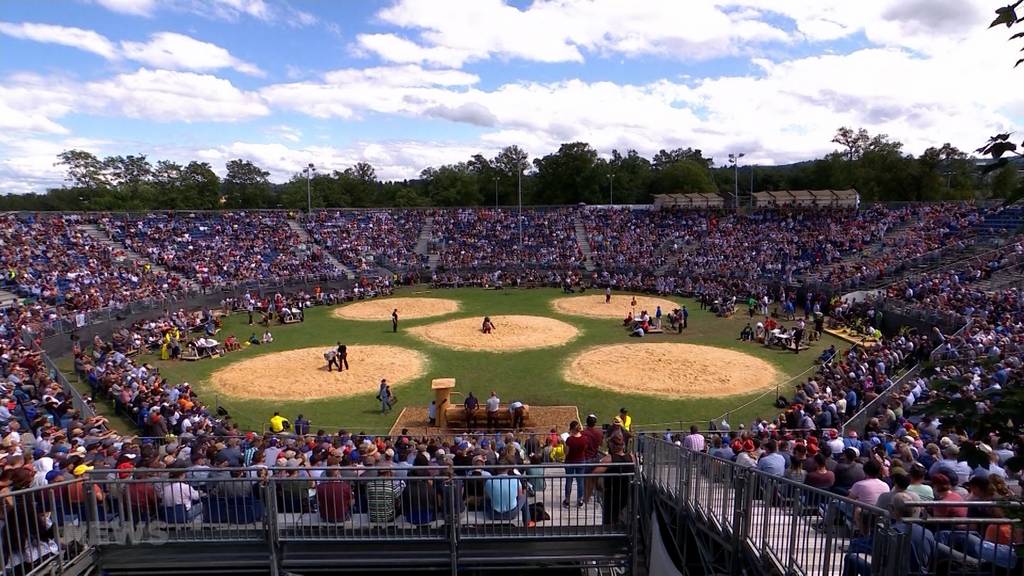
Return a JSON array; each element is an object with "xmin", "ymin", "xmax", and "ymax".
[
  {"xmin": 818, "ymin": 204, "xmax": 985, "ymax": 288},
  {"xmin": 1, "ymin": 214, "xmax": 181, "ymax": 313},
  {"xmin": 102, "ymin": 213, "xmax": 335, "ymax": 287},
  {"xmin": 430, "ymin": 208, "xmax": 583, "ymax": 272},
  {"xmin": 304, "ymin": 210, "xmax": 427, "ymax": 274}
]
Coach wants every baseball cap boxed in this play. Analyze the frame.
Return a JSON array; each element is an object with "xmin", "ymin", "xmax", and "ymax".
[{"xmin": 72, "ymin": 464, "xmax": 93, "ymax": 476}]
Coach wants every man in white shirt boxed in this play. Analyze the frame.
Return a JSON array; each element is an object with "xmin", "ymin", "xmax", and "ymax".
[
  {"xmin": 681, "ymin": 425, "xmax": 706, "ymax": 452},
  {"xmin": 160, "ymin": 466, "xmax": 203, "ymax": 519},
  {"xmin": 486, "ymin": 391, "xmax": 501, "ymax": 431}
]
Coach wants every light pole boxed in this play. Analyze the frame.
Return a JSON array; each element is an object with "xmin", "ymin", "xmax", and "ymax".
[
  {"xmin": 608, "ymin": 173, "xmax": 615, "ymax": 206},
  {"xmin": 494, "ymin": 176, "xmax": 500, "ymax": 209},
  {"xmin": 728, "ymin": 153, "xmax": 744, "ymax": 210},
  {"xmin": 303, "ymin": 163, "xmax": 316, "ymax": 214}
]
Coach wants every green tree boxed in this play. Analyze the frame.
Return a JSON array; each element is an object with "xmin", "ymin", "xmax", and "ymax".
[
  {"xmin": 649, "ymin": 159, "xmax": 716, "ymax": 196},
  {"xmin": 991, "ymin": 162, "xmax": 1020, "ymax": 197},
  {"xmin": 222, "ymin": 159, "xmax": 272, "ymax": 208},
  {"xmin": 56, "ymin": 150, "xmax": 109, "ymax": 189},
  {"xmin": 532, "ymin": 142, "xmax": 603, "ymax": 204},
  {"xmin": 421, "ymin": 163, "xmax": 481, "ymax": 206},
  {"xmin": 608, "ymin": 149, "xmax": 653, "ymax": 204}
]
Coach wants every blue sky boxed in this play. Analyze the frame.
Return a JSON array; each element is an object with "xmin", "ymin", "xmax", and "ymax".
[{"xmin": 0, "ymin": 0, "xmax": 1021, "ymax": 193}]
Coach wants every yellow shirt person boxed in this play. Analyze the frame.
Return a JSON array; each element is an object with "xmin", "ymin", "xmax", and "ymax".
[
  {"xmin": 618, "ymin": 409, "xmax": 631, "ymax": 431},
  {"xmin": 269, "ymin": 412, "xmax": 290, "ymax": 433}
]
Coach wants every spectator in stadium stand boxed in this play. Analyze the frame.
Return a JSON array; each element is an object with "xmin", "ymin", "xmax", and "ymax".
[
  {"xmin": 562, "ymin": 420, "xmax": 588, "ymax": 508},
  {"xmin": 805, "ymin": 453, "xmax": 836, "ymax": 490},
  {"xmin": 483, "ymin": 458, "xmax": 534, "ymax": 527},
  {"xmin": 582, "ymin": 414, "xmax": 604, "ymax": 503},
  {"xmin": 756, "ymin": 440, "xmax": 785, "ymax": 476},
  {"xmin": 682, "ymin": 425, "xmax": 705, "ymax": 452}
]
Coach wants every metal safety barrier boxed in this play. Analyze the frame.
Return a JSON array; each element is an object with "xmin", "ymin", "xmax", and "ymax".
[{"xmin": 636, "ymin": 436, "xmax": 1022, "ymax": 576}]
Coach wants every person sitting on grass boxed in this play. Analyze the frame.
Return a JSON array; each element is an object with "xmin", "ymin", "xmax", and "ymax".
[
  {"xmin": 740, "ymin": 323, "xmax": 754, "ymax": 342},
  {"xmin": 224, "ymin": 335, "xmax": 240, "ymax": 352},
  {"xmin": 482, "ymin": 316, "xmax": 495, "ymax": 334},
  {"xmin": 261, "ymin": 329, "xmax": 273, "ymax": 344}
]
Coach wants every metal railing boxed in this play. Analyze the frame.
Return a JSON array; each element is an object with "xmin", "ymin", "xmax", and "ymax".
[
  {"xmin": 0, "ymin": 479, "xmax": 93, "ymax": 576},
  {"xmin": 636, "ymin": 436, "xmax": 1023, "ymax": 576},
  {"xmin": 1, "ymin": 463, "xmax": 638, "ymax": 574}
]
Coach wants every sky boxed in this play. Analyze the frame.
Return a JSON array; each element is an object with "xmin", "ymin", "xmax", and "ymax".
[{"xmin": 1, "ymin": 0, "xmax": 1023, "ymax": 194}]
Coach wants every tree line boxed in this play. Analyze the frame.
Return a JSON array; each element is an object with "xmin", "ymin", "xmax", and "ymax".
[{"xmin": 0, "ymin": 127, "xmax": 1019, "ymax": 211}]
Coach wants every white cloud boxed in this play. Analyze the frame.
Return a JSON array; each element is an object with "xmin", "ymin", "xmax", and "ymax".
[
  {"xmin": 355, "ymin": 33, "xmax": 473, "ymax": 68},
  {"xmin": 93, "ymin": 0, "xmax": 157, "ymax": 17},
  {"xmin": 85, "ymin": 68, "xmax": 270, "ymax": 122},
  {"xmin": 0, "ymin": 21, "xmax": 118, "ymax": 59},
  {"xmin": 269, "ymin": 125, "xmax": 302, "ymax": 142},
  {"xmin": 0, "ymin": 23, "xmax": 262, "ymax": 76},
  {"xmin": 0, "ymin": 134, "xmax": 109, "ymax": 194},
  {"xmin": 0, "ymin": 68, "xmax": 269, "ymax": 136},
  {"xmin": 362, "ymin": 0, "xmax": 791, "ymax": 67},
  {"xmin": 120, "ymin": 32, "xmax": 264, "ymax": 76},
  {"xmin": 0, "ymin": 73, "xmax": 78, "ymax": 135},
  {"xmin": 261, "ymin": 65, "xmax": 480, "ymax": 119}
]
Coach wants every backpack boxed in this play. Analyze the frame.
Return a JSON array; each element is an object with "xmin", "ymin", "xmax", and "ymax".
[{"xmin": 527, "ymin": 502, "xmax": 550, "ymax": 521}]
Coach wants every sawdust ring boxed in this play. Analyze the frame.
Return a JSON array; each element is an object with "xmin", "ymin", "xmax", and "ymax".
[
  {"xmin": 564, "ymin": 343, "xmax": 779, "ymax": 399},
  {"xmin": 552, "ymin": 294, "xmax": 681, "ymax": 319},
  {"xmin": 210, "ymin": 345, "xmax": 427, "ymax": 400},
  {"xmin": 408, "ymin": 315, "xmax": 579, "ymax": 352},
  {"xmin": 333, "ymin": 297, "xmax": 460, "ymax": 321}
]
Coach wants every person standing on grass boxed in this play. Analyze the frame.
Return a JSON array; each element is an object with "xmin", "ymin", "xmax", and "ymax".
[
  {"xmin": 605, "ymin": 286, "xmax": 612, "ymax": 304},
  {"xmin": 793, "ymin": 318, "xmax": 805, "ymax": 353},
  {"xmin": 682, "ymin": 305, "xmax": 689, "ymax": 329},
  {"xmin": 378, "ymin": 379, "xmax": 392, "ymax": 414},
  {"xmin": 392, "ymin": 309, "xmax": 399, "ymax": 333},
  {"xmin": 563, "ymin": 420, "xmax": 588, "ymax": 508}
]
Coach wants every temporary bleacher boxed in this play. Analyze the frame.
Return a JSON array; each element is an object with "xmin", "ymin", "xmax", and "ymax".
[
  {"xmin": 753, "ymin": 189, "xmax": 859, "ymax": 208},
  {"xmin": 652, "ymin": 193, "xmax": 725, "ymax": 209}
]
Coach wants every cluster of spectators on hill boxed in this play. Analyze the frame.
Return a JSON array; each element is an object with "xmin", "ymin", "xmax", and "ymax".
[
  {"xmin": 0, "ymin": 214, "xmax": 181, "ymax": 313},
  {"xmin": 304, "ymin": 210, "xmax": 427, "ymax": 274},
  {"xmin": 102, "ymin": 213, "xmax": 335, "ymax": 287},
  {"xmin": 430, "ymin": 208, "xmax": 583, "ymax": 272}
]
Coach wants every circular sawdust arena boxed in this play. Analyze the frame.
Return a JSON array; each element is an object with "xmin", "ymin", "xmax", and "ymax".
[
  {"xmin": 408, "ymin": 315, "xmax": 579, "ymax": 352},
  {"xmin": 210, "ymin": 345, "xmax": 427, "ymax": 400},
  {"xmin": 333, "ymin": 297, "xmax": 460, "ymax": 321},
  {"xmin": 564, "ymin": 343, "xmax": 779, "ymax": 399},
  {"xmin": 552, "ymin": 294, "xmax": 681, "ymax": 319}
]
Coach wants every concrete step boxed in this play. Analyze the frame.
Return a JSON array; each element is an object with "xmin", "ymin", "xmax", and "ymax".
[
  {"xmin": 415, "ymin": 216, "xmax": 433, "ymax": 256},
  {"xmin": 0, "ymin": 289, "xmax": 19, "ymax": 308},
  {"xmin": 78, "ymin": 223, "xmax": 195, "ymax": 289},
  {"xmin": 287, "ymin": 219, "xmax": 354, "ymax": 280},
  {"xmin": 574, "ymin": 216, "xmax": 596, "ymax": 272}
]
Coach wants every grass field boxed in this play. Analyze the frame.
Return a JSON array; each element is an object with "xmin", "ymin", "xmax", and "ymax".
[{"xmin": 62, "ymin": 287, "xmax": 842, "ymax": 434}]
